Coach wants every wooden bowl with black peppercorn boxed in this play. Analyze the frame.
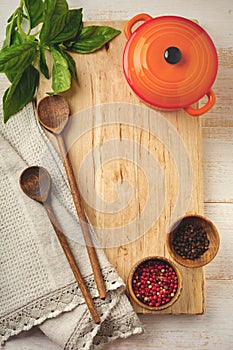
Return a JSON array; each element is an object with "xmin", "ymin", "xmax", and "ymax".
[
  {"xmin": 127, "ymin": 256, "xmax": 182, "ymax": 311},
  {"xmin": 167, "ymin": 214, "xmax": 220, "ymax": 268}
]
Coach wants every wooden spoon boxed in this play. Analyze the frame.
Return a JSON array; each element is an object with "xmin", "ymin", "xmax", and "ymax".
[
  {"xmin": 37, "ymin": 95, "xmax": 106, "ymax": 300},
  {"xmin": 19, "ymin": 166, "xmax": 101, "ymax": 324}
]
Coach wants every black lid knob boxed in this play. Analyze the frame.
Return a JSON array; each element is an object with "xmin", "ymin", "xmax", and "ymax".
[{"xmin": 164, "ymin": 47, "xmax": 182, "ymax": 64}]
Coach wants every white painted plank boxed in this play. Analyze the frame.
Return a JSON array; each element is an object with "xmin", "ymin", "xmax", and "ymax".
[
  {"xmin": 0, "ymin": 1, "xmax": 18, "ymax": 43},
  {"xmin": 3, "ymin": 280, "xmax": 233, "ymax": 350},
  {"xmin": 202, "ymin": 58, "xmax": 233, "ymax": 128},
  {"xmin": 109, "ymin": 280, "xmax": 233, "ymax": 350},
  {"xmin": 203, "ymin": 127, "xmax": 233, "ymax": 203},
  {"xmin": 67, "ymin": 0, "xmax": 233, "ymax": 50},
  {"xmin": 3, "ymin": 202, "xmax": 233, "ymax": 349},
  {"xmin": 204, "ymin": 203, "xmax": 233, "ymax": 280},
  {"xmin": 1, "ymin": 1, "xmax": 233, "ymax": 349},
  {"xmin": 0, "ymin": 0, "xmax": 233, "ymax": 48}
]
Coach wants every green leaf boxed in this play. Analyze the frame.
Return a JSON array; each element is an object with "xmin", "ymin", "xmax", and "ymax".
[
  {"xmin": 51, "ymin": 48, "xmax": 71, "ymax": 93},
  {"xmin": 1, "ymin": 2, "xmax": 121, "ymax": 123},
  {"xmin": 3, "ymin": 65, "xmax": 39, "ymax": 123},
  {"xmin": 39, "ymin": 48, "xmax": 49, "ymax": 79},
  {"xmin": 39, "ymin": 0, "xmax": 69, "ymax": 44},
  {"xmin": 2, "ymin": 18, "xmax": 17, "ymax": 49},
  {"xmin": 4, "ymin": 33, "xmax": 26, "ymax": 83},
  {"xmin": 6, "ymin": 8, "xmax": 26, "ymax": 23},
  {"xmin": 7, "ymin": 13, "xmax": 14, "ymax": 23},
  {"xmin": 58, "ymin": 49, "xmax": 77, "ymax": 81},
  {"xmin": 11, "ymin": 31, "xmax": 25, "ymax": 46},
  {"xmin": 2, "ymin": 28, "xmax": 25, "ymax": 51},
  {"xmin": 2, "ymin": 12, "xmax": 25, "ymax": 49},
  {"xmin": 50, "ymin": 9, "xmax": 83, "ymax": 44},
  {"xmin": 24, "ymin": 0, "xmax": 44, "ymax": 29},
  {"xmin": 68, "ymin": 25, "xmax": 121, "ymax": 54},
  {"xmin": 64, "ymin": 22, "xmax": 83, "ymax": 48},
  {"xmin": 0, "ymin": 42, "xmax": 37, "ymax": 75}
]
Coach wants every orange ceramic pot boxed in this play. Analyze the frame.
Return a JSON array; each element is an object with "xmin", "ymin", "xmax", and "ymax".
[{"xmin": 123, "ymin": 14, "xmax": 218, "ymax": 116}]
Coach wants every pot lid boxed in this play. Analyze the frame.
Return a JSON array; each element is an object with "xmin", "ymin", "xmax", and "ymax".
[{"xmin": 123, "ymin": 15, "xmax": 218, "ymax": 109}]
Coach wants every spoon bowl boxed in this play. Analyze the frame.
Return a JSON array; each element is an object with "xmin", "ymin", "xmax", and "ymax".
[
  {"xmin": 37, "ymin": 95, "xmax": 70, "ymax": 134},
  {"xmin": 19, "ymin": 166, "xmax": 51, "ymax": 203},
  {"xmin": 19, "ymin": 166, "xmax": 101, "ymax": 324},
  {"xmin": 36, "ymin": 95, "xmax": 107, "ymax": 299}
]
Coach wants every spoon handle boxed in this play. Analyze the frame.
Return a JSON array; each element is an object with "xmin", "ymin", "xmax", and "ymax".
[
  {"xmin": 56, "ymin": 133, "xmax": 107, "ymax": 300},
  {"xmin": 44, "ymin": 201, "xmax": 101, "ymax": 324}
]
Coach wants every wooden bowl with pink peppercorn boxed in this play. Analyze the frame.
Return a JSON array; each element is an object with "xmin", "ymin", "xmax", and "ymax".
[{"xmin": 127, "ymin": 256, "xmax": 182, "ymax": 311}]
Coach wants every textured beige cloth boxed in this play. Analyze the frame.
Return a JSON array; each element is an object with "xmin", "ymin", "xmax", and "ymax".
[{"xmin": 0, "ymin": 102, "xmax": 142, "ymax": 349}]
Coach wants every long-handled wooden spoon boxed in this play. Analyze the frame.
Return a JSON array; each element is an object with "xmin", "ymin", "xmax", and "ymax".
[
  {"xmin": 19, "ymin": 166, "xmax": 101, "ymax": 324},
  {"xmin": 37, "ymin": 95, "xmax": 106, "ymax": 300}
]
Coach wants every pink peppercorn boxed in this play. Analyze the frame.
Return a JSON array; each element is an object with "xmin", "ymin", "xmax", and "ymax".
[{"xmin": 131, "ymin": 259, "xmax": 179, "ymax": 308}]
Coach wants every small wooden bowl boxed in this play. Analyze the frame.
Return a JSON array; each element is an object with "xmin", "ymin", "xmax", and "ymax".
[
  {"xmin": 167, "ymin": 214, "xmax": 220, "ymax": 268},
  {"xmin": 127, "ymin": 256, "xmax": 182, "ymax": 311}
]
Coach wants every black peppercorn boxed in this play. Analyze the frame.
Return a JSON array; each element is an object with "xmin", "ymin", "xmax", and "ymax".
[{"xmin": 172, "ymin": 223, "xmax": 210, "ymax": 260}]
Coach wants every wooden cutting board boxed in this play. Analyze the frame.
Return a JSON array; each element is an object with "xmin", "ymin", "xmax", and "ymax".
[{"xmin": 37, "ymin": 21, "xmax": 204, "ymax": 314}]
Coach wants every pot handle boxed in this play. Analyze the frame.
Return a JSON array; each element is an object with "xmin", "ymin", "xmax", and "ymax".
[
  {"xmin": 124, "ymin": 13, "xmax": 153, "ymax": 40},
  {"xmin": 184, "ymin": 89, "xmax": 216, "ymax": 117}
]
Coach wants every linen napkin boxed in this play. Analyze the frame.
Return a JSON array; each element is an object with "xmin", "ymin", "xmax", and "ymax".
[{"xmin": 0, "ymin": 102, "xmax": 142, "ymax": 349}]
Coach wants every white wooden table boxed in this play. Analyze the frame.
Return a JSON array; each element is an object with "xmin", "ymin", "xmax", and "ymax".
[{"xmin": 1, "ymin": 1, "xmax": 233, "ymax": 349}]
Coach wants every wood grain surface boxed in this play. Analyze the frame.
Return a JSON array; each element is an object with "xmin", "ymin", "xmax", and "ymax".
[
  {"xmin": 37, "ymin": 95, "xmax": 107, "ymax": 300},
  {"xmin": 1, "ymin": 0, "xmax": 233, "ymax": 349},
  {"xmin": 37, "ymin": 20, "xmax": 206, "ymax": 315}
]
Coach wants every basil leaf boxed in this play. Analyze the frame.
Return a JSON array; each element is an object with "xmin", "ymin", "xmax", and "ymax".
[
  {"xmin": 39, "ymin": 48, "xmax": 49, "ymax": 79},
  {"xmin": 58, "ymin": 49, "xmax": 77, "ymax": 81},
  {"xmin": 11, "ymin": 31, "xmax": 25, "ymax": 46},
  {"xmin": 64, "ymin": 22, "xmax": 83, "ymax": 48},
  {"xmin": 40, "ymin": 0, "xmax": 69, "ymax": 44},
  {"xmin": 24, "ymin": 0, "xmax": 44, "ymax": 29},
  {"xmin": 7, "ymin": 8, "xmax": 27, "ymax": 22},
  {"xmin": 2, "ymin": 13, "xmax": 25, "ymax": 49},
  {"xmin": 2, "ymin": 24, "xmax": 12, "ymax": 48},
  {"xmin": 3, "ymin": 29, "xmax": 25, "ymax": 51},
  {"xmin": 2, "ymin": 17, "xmax": 17, "ymax": 49},
  {"xmin": 3, "ymin": 65, "xmax": 39, "ymax": 123},
  {"xmin": 68, "ymin": 26, "xmax": 121, "ymax": 54},
  {"xmin": 51, "ymin": 48, "xmax": 71, "ymax": 93},
  {"xmin": 0, "ymin": 42, "xmax": 37, "ymax": 75},
  {"xmin": 7, "ymin": 13, "xmax": 14, "ymax": 23},
  {"xmin": 50, "ymin": 9, "xmax": 83, "ymax": 44}
]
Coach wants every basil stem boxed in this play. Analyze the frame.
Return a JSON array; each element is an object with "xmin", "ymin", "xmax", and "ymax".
[{"xmin": 0, "ymin": 0, "xmax": 121, "ymax": 122}]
